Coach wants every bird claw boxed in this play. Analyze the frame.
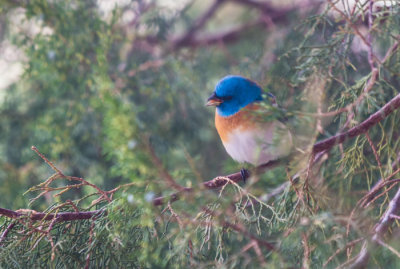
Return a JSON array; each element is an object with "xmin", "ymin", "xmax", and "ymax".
[{"xmin": 240, "ymin": 168, "xmax": 250, "ymax": 183}]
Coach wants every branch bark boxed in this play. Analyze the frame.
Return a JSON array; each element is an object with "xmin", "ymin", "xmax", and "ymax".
[
  {"xmin": 313, "ymin": 93, "xmax": 400, "ymax": 154},
  {"xmin": 152, "ymin": 160, "xmax": 282, "ymax": 206},
  {"xmin": 0, "ymin": 207, "xmax": 103, "ymax": 221}
]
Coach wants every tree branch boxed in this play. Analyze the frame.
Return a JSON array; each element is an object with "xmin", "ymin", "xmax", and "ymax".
[
  {"xmin": 172, "ymin": 19, "xmax": 264, "ymax": 48},
  {"xmin": 313, "ymin": 93, "xmax": 400, "ymax": 154},
  {"xmin": 170, "ymin": 0, "xmax": 314, "ymax": 50},
  {"xmin": 171, "ymin": 0, "xmax": 226, "ymax": 49},
  {"xmin": 350, "ymin": 187, "xmax": 400, "ymax": 268},
  {"xmin": 153, "ymin": 93, "xmax": 400, "ymax": 206},
  {"xmin": 152, "ymin": 160, "xmax": 282, "ymax": 206},
  {"xmin": 0, "ymin": 207, "xmax": 103, "ymax": 221}
]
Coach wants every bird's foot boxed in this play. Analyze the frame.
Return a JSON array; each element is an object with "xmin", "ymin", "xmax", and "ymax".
[{"xmin": 240, "ymin": 168, "xmax": 250, "ymax": 183}]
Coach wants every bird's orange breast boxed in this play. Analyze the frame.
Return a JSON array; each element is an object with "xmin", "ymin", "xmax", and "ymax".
[{"xmin": 215, "ymin": 103, "xmax": 262, "ymax": 142}]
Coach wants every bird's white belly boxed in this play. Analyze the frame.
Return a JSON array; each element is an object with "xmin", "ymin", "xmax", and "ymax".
[{"xmin": 222, "ymin": 122, "xmax": 292, "ymax": 165}]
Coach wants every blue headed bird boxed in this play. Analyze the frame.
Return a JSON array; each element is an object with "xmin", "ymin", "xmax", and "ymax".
[{"xmin": 206, "ymin": 75, "xmax": 292, "ymax": 169}]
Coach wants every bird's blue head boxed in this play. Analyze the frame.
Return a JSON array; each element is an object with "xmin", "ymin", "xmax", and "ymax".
[{"xmin": 206, "ymin": 75, "xmax": 263, "ymax": 117}]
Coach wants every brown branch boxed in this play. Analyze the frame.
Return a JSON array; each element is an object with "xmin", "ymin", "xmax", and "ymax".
[
  {"xmin": 362, "ymin": 152, "xmax": 400, "ymax": 206},
  {"xmin": 173, "ymin": 19, "xmax": 264, "ymax": 48},
  {"xmin": 171, "ymin": 0, "xmax": 226, "ymax": 49},
  {"xmin": 350, "ymin": 187, "xmax": 400, "ymax": 268},
  {"xmin": 313, "ymin": 93, "xmax": 400, "ymax": 154},
  {"xmin": 152, "ymin": 159, "xmax": 282, "ymax": 206},
  {"xmin": 170, "ymin": 0, "xmax": 315, "ymax": 50},
  {"xmin": 0, "ymin": 207, "xmax": 103, "ymax": 221}
]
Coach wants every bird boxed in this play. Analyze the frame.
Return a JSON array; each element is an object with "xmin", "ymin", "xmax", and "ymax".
[{"xmin": 206, "ymin": 75, "xmax": 292, "ymax": 178}]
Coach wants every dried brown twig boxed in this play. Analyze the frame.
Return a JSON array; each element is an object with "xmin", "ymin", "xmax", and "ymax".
[{"xmin": 30, "ymin": 146, "xmax": 112, "ymax": 203}]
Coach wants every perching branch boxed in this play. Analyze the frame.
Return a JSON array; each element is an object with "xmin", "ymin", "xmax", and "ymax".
[
  {"xmin": 153, "ymin": 93, "xmax": 400, "ymax": 206},
  {"xmin": 3, "ymin": 93, "xmax": 400, "ymax": 213},
  {"xmin": 152, "ymin": 160, "xmax": 282, "ymax": 206}
]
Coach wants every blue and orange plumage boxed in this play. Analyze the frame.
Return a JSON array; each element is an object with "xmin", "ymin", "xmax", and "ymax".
[{"xmin": 207, "ymin": 75, "xmax": 292, "ymax": 166}]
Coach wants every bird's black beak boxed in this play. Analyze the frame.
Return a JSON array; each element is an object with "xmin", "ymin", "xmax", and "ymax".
[{"xmin": 206, "ymin": 92, "xmax": 223, "ymax": 106}]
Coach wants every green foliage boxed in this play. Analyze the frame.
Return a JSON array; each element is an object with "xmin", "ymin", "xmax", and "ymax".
[
  {"xmin": 0, "ymin": 202, "xmax": 144, "ymax": 268},
  {"xmin": 0, "ymin": 0, "xmax": 400, "ymax": 268}
]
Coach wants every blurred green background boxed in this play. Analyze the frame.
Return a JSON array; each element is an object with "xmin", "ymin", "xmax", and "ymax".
[
  {"xmin": 0, "ymin": 0, "xmax": 310, "ymax": 209},
  {"xmin": 1, "ymin": 0, "xmax": 400, "ymax": 268}
]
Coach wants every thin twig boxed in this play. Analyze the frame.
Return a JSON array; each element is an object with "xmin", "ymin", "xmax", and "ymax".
[
  {"xmin": 168, "ymin": 202, "xmax": 183, "ymax": 229},
  {"xmin": 365, "ymin": 132, "xmax": 382, "ymax": 168},
  {"xmin": 0, "ymin": 222, "xmax": 16, "ymax": 245},
  {"xmin": 363, "ymin": 152, "xmax": 400, "ymax": 205},
  {"xmin": 323, "ymin": 237, "xmax": 363, "ymax": 268},
  {"xmin": 143, "ymin": 137, "xmax": 186, "ymax": 192},
  {"xmin": 31, "ymin": 147, "xmax": 112, "ymax": 202},
  {"xmin": 302, "ymin": 232, "xmax": 310, "ymax": 269},
  {"xmin": 390, "ymin": 214, "xmax": 400, "ymax": 220},
  {"xmin": 375, "ymin": 237, "xmax": 400, "ymax": 258},
  {"xmin": 350, "ymin": 187, "xmax": 400, "ymax": 268},
  {"xmin": 85, "ymin": 220, "xmax": 96, "ymax": 269},
  {"xmin": 327, "ymin": 0, "xmax": 370, "ymax": 46},
  {"xmin": 367, "ymin": 0, "xmax": 375, "ymax": 70},
  {"xmin": 31, "ymin": 146, "xmax": 62, "ymax": 175},
  {"xmin": 223, "ymin": 221, "xmax": 275, "ymax": 251},
  {"xmin": 47, "ymin": 213, "xmax": 59, "ymax": 261}
]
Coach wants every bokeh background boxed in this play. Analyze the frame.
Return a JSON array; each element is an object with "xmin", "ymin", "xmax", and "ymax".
[
  {"xmin": 1, "ymin": 0, "xmax": 400, "ymax": 268},
  {"xmin": 0, "ymin": 0, "xmax": 318, "ymax": 209}
]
